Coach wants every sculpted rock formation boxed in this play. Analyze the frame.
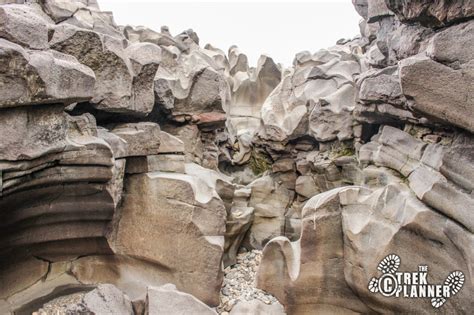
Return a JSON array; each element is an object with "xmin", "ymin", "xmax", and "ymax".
[
  {"xmin": 255, "ymin": 1, "xmax": 474, "ymax": 314},
  {"xmin": 0, "ymin": 0, "xmax": 473, "ymax": 314},
  {"xmin": 260, "ymin": 45, "xmax": 362, "ymax": 143},
  {"xmin": 257, "ymin": 183, "xmax": 473, "ymax": 314}
]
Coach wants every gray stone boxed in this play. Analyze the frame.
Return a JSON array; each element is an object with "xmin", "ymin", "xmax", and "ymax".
[
  {"xmin": 400, "ymin": 55, "xmax": 474, "ymax": 133},
  {"xmin": 0, "ymin": 39, "xmax": 95, "ymax": 108},
  {"xmin": 0, "ymin": 4, "xmax": 52, "ymax": 49},
  {"xmin": 83, "ymin": 284, "xmax": 133, "ymax": 315},
  {"xmin": 385, "ymin": 0, "xmax": 474, "ymax": 27}
]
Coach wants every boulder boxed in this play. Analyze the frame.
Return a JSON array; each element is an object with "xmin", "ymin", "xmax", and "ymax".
[
  {"xmin": 146, "ymin": 284, "xmax": 217, "ymax": 315},
  {"xmin": 108, "ymin": 171, "xmax": 226, "ymax": 305},
  {"xmin": 0, "ymin": 39, "xmax": 95, "ymax": 108},
  {"xmin": 50, "ymin": 26, "xmax": 156, "ymax": 116},
  {"xmin": 0, "ymin": 4, "xmax": 52, "ymax": 49},
  {"xmin": 400, "ymin": 55, "xmax": 474, "ymax": 134},
  {"xmin": 110, "ymin": 122, "xmax": 161, "ymax": 157},
  {"xmin": 367, "ymin": 0, "xmax": 393, "ymax": 23}
]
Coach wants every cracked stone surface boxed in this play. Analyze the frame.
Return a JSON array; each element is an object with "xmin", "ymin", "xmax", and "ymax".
[{"xmin": 0, "ymin": 0, "xmax": 472, "ymax": 314}]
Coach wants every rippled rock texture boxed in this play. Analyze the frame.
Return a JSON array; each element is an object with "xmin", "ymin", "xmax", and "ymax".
[{"xmin": 0, "ymin": 0, "xmax": 472, "ymax": 314}]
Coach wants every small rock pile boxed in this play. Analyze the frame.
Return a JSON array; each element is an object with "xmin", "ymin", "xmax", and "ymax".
[
  {"xmin": 34, "ymin": 292, "xmax": 87, "ymax": 315},
  {"xmin": 217, "ymin": 249, "xmax": 280, "ymax": 314}
]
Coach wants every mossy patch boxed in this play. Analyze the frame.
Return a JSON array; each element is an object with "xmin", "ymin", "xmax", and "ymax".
[
  {"xmin": 249, "ymin": 151, "xmax": 272, "ymax": 176},
  {"xmin": 331, "ymin": 147, "xmax": 355, "ymax": 159}
]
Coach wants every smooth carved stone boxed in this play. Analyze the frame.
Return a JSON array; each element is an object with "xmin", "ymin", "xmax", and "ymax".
[
  {"xmin": 257, "ymin": 187, "xmax": 372, "ymax": 315},
  {"xmin": 360, "ymin": 126, "xmax": 474, "ymax": 232},
  {"xmin": 108, "ymin": 172, "xmax": 226, "ymax": 306},
  {"xmin": 0, "ymin": 39, "xmax": 95, "ymax": 108},
  {"xmin": 257, "ymin": 185, "xmax": 473, "ymax": 314},
  {"xmin": 224, "ymin": 206, "xmax": 254, "ymax": 267},
  {"xmin": 154, "ymin": 45, "xmax": 230, "ymax": 120},
  {"xmin": 226, "ymin": 53, "xmax": 281, "ymax": 152},
  {"xmin": 146, "ymin": 284, "xmax": 217, "ymax": 315},
  {"xmin": 261, "ymin": 45, "xmax": 362, "ymax": 143}
]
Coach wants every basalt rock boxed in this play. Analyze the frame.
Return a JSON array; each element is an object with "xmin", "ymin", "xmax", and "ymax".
[
  {"xmin": 257, "ymin": 183, "xmax": 473, "ymax": 314},
  {"xmin": 1, "ymin": 0, "xmax": 473, "ymax": 314},
  {"xmin": 0, "ymin": 39, "xmax": 95, "ymax": 108},
  {"xmin": 385, "ymin": 0, "xmax": 474, "ymax": 28},
  {"xmin": 260, "ymin": 44, "xmax": 362, "ymax": 144}
]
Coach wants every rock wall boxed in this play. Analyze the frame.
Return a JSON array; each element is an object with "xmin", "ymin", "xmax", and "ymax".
[{"xmin": 0, "ymin": 0, "xmax": 472, "ymax": 314}]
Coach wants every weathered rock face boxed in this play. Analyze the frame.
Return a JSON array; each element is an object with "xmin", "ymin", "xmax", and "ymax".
[
  {"xmin": 257, "ymin": 183, "xmax": 473, "ymax": 314},
  {"xmin": 146, "ymin": 284, "xmax": 217, "ymax": 315},
  {"xmin": 50, "ymin": 27, "xmax": 159, "ymax": 116},
  {"xmin": 107, "ymin": 171, "xmax": 226, "ymax": 305},
  {"xmin": 35, "ymin": 284, "xmax": 134, "ymax": 315},
  {"xmin": 385, "ymin": 0, "xmax": 474, "ymax": 27},
  {"xmin": 260, "ymin": 45, "xmax": 362, "ymax": 143},
  {"xmin": 399, "ymin": 22, "xmax": 474, "ymax": 133},
  {"xmin": 0, "ymin": 0, "xmax": 473, "ymax": 314},
  {"xmin": 0, "ymin": 39, "xmax": 96, "ymax": 108},
  {"xmin": 152, "ymin": 37, "xmax": 231, "ymax": 121},
  {"xmin": 255, "ymin": 1, "xmax": 474, "ymax": 314}
]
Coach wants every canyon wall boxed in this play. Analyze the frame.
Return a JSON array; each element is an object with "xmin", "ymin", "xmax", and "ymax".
[{"xmin": 0, "ymin": 0, "xmax": 472, "ymax": 314}]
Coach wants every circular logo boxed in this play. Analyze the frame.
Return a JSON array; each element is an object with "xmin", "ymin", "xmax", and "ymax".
[{"xmin": 378, "ymin": 273, "xmax": 399, "ymax": 296}]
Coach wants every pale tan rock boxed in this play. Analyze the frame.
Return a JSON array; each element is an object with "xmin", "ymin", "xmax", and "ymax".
[
  {"xmin": 111, "ymin": 123, "xmax": 161, "ymax": 157},
  {"xmin": 230, "ymin": 299, "xmax": 286, "ymax": 315},
  {"xmin": 146, "ymin": 284, "xmax": 217, "ymax": 315},
  {"xmin": 108, "ymin": 172, "xmax": 226, "ymax": 305},
  {"xmin": 158, "ymin": 131, "xmax": 185, "ymax": 154}
]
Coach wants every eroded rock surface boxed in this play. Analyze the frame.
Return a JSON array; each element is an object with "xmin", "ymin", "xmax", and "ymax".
[{"xmin": 0, "ymin": 0, "xmax": 472, "ymax": 314}]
